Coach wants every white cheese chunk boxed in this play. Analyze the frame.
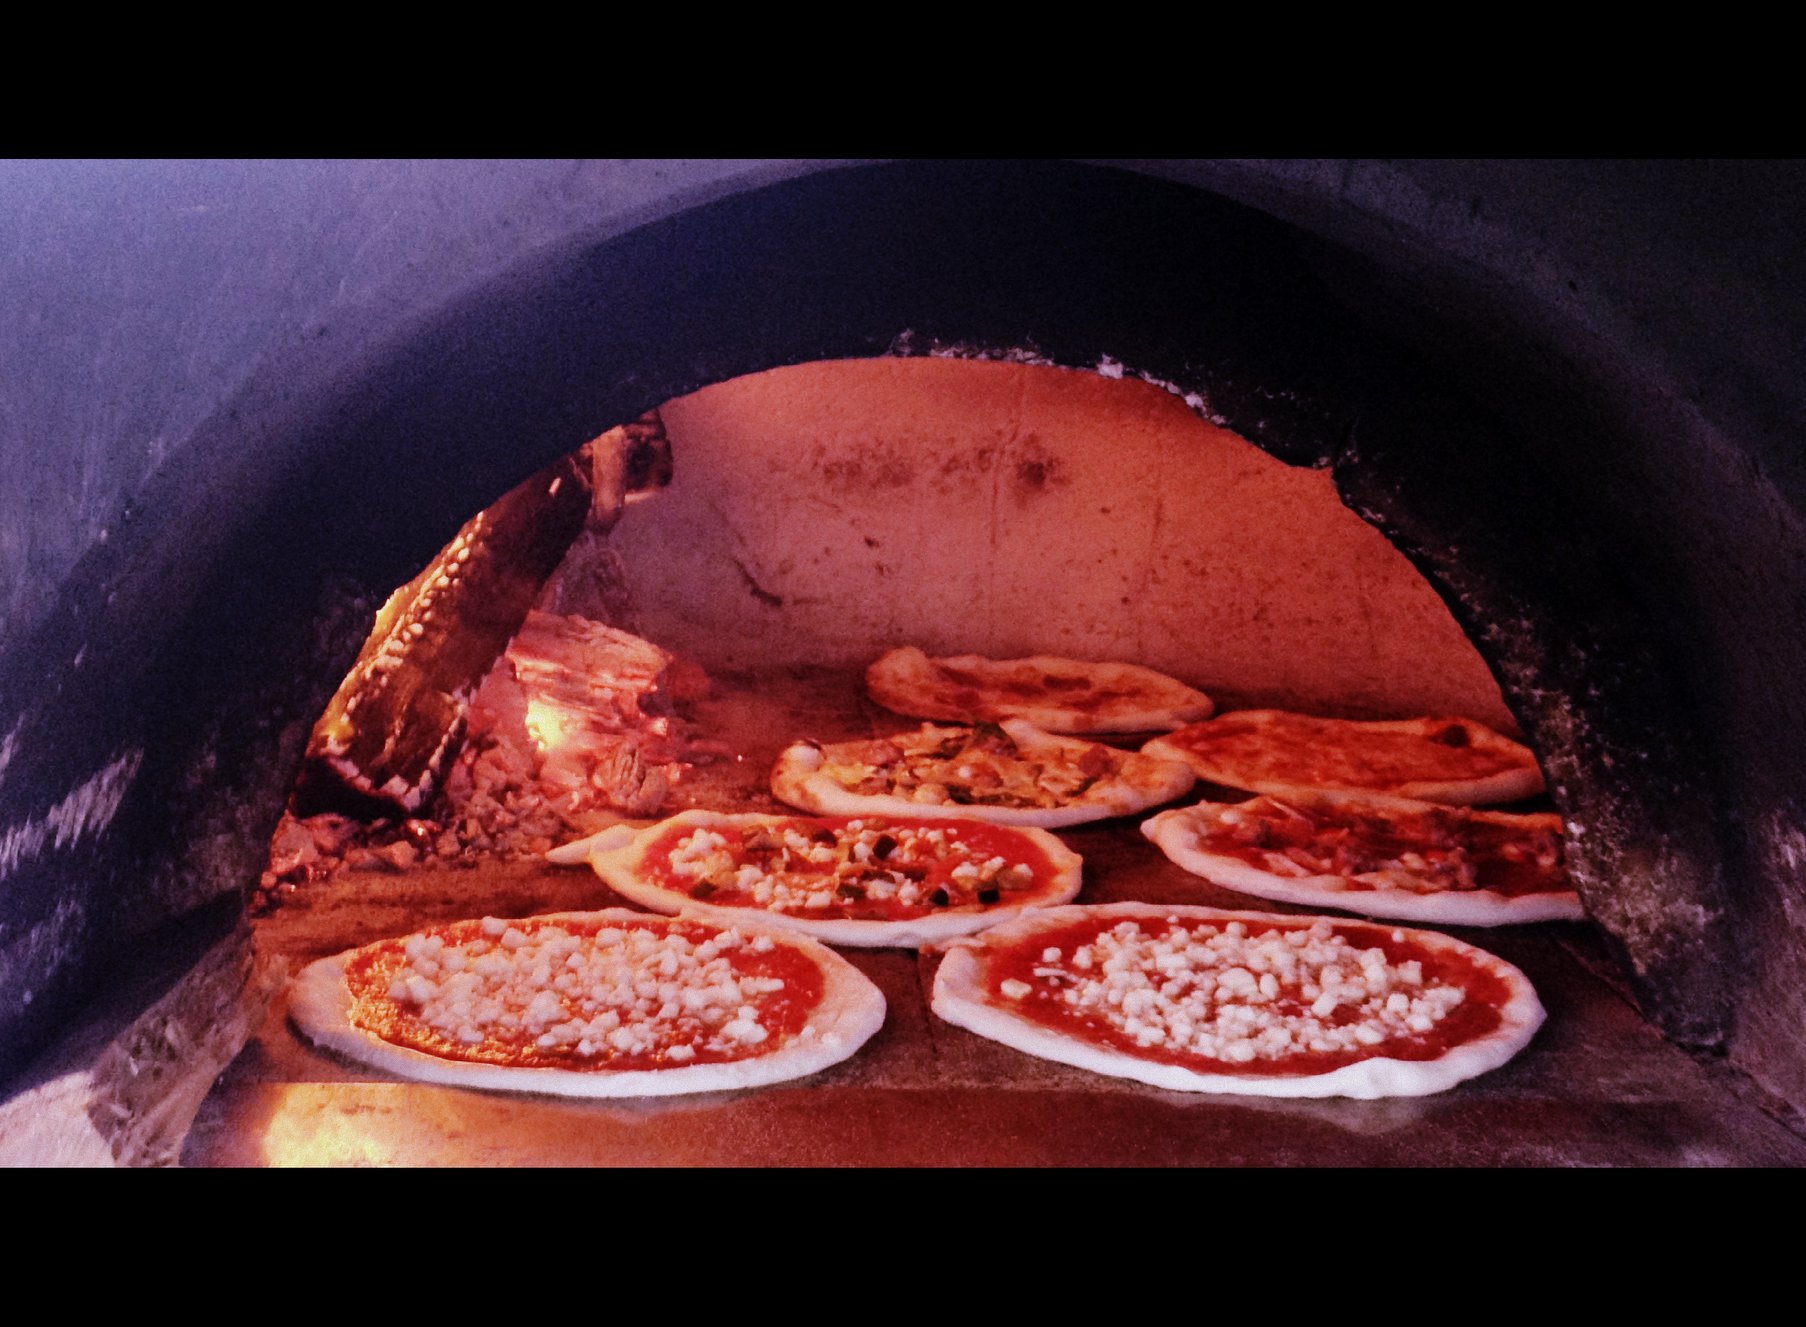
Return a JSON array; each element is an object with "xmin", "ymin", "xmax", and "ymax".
[
  {"xmin": 377, "ymin": 920, "xmax": 799, "ymax": 1064},
  {"xmin": 1012, "ymin": 919, "xmax": 1466, "ymax": 1067}
]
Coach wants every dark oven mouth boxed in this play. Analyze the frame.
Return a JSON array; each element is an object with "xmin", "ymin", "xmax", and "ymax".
[{"xmin": 2, "ymin": 159, "xmax": 1803, "ymax": 1166}]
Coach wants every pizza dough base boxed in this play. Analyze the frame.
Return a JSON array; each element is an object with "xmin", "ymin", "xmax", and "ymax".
[
  {"xmin": 1141, "ymin": 800, "xmax": 1585, "ymax": 927},
  {"xmin": 289, "ymin": 910, "xmax": 887, "ymax": 1098},
  {"xmin": 930, "ymin": 903, "xmax": 1546, "ymax": 1100},
  {"xmin": 564, "ymin": 810, "xmax": 1084, "ymax": 948},
  {"xmin": 772, "ymin": 719, "xmax": 1197, "ymax": 829},
  {"xmin": 866, "ymin": 646, "xmax": 1214, "ymax": 734},
  {"xmin": 1143, "ymin": 711, "xmax": 1545, "ymax": 805}
]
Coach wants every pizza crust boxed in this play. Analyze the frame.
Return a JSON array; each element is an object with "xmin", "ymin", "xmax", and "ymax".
[
  {"xmin": 866, "ymin": 646, "xmax": 1214, "ymax": 733},
  {"xmin": 565, "ymin": 810, "xmax": 1084, "ymax": 948},
  {"xmin": 289, "ymin": 910, "xmax": 886, "ymax": 1098},
  {"xmin": 930, "ymin": 903, "xmax": 1546, "ymax": 1099},
  {"xmin": 772, "ymin": 719, "xmax": 1197, "ymax": 828},
  {"xmin": 1143, "ymin": 711, "xmax": 1545, "ymax": 805},
  {"xmin": 1142, "ymin": 795, "xmax": 1584, "ymax": 926}
]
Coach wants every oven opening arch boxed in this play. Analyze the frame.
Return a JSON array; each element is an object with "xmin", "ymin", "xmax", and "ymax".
[{"xmin": 0, "ymin": 160, "xmax": 1750, "ymax": 1147}]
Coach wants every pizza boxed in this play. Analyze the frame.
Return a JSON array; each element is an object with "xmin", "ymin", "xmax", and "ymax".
[
  {"xmin": 866, "ymin": 646, "xmax": 1214, "ymax": 734},
  {"xmin": 931, "ymin": 903, "xmax": 1545, "ymax": 1099},
  {"xmin": 1142, "ymin": 792, "xmax": 1581, "ymax": 926},
  {"xmin": 1142, "ymin": 710, "xmax": 1544, "ymax": 804},
  {"xmin": 551, "ymin": 809, "xmax": 1083, "ymax": 948},
  {"xmin": 288, "ymin": 910, "xmax": 885, "ymax": 1097},
  {"xmin": 771, "ymin": 718, "xmax": 1197, "ymax": 828}
]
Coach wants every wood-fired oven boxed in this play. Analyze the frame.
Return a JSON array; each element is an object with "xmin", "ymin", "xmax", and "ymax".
[{"xmin": 2, "ymin": 160, "xmax": 1803, "ymax": 1166}]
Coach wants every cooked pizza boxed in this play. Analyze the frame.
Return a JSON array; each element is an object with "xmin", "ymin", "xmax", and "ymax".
[
  {"xmin": 931, "ymin": 903, "xmax": 1545, "ymax": 1099},
  {"xmin": 1142, "ymin": 792, "xmax": 1581, "ymax": 926},
  {"xmin": 550, "ymin": 810, "xmax": 1083, "ymax": 948},
  {"xmin": 866, "ymin": 646, "xmax": 1214, "ymax": 734},
  {"xmin": 771, "ymin": 718, "xmax": 1197, "ymax": 828},
  {"xmin": 289, "ymin": 910, "xmax": 885, "ymax": 1097},
  {"xmin": 1143, "ymin": 710, "xmax": 1544, "ymax": 804}
]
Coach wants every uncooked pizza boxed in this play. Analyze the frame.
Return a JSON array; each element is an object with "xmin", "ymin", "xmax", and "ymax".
[
  {"xmin": 866, "ymin": 646, "xmax": 1214, "ymax": 734},
  {"xmin": 289, "ymin": 910, "xmax": 885, "ymax": 1097},
  {"xmin": 1142, "ymin": 792, "xmax": 1581, "ymax": 926},
  {"xmin": 550, "ymin": 810, "xmax": 1083, "ymax": 948},
  {"xmin": 1143, "ymin": 710, "xmax": 1544, "ymax": 804},
  {"xmin": 771, "ymin": 718, "xmax": 1196, "ymax": 828},
  {"xmin": 931, "ymin": 903, "xmax": 1545, "ymax": 1098}
]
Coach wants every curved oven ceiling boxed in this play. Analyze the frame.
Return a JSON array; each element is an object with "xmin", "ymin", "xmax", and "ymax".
[{"xmin": 0, "ymin": 160, "xmax": 1797, "ymax": 1111}]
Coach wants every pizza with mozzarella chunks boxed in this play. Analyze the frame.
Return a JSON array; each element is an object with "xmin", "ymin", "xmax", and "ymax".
[
  {"xmin": 1142, "ymin": 792, "xmax": 1581, "ymax": 926},
  {"xmin": 551, "ymin": 810, "xmax": 1083, "ymax": 948},
  {"xmin": 1142, "ymin": 710, "xmax": 1544, "ymax": 804},
  {"xmin": 931, "ymin": 903, "xmax": 1545, "ymax": 1099},
  {"xmin": 289, "ymin": 910, "xmax": 885, "ymax": 1097},
  {"xmin": 866, "ymin": 646, "xmax": 1214, "ymax": 733},
  {"xmin": 771, "ymin": 718, "xmax": 1196, "ymax": 828}
]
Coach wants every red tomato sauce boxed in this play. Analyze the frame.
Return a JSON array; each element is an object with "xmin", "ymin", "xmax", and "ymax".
[
  {"xmin": 644, "ymin": 816, "xmax": 1057, "ymax": 920},
  {"xmin": 986, "ymin": 914, "xmax": 1509, "ymax": 1077},
  {"xmin": 1169, "ymin": 715, "xmax": 1525, "ymax": 787},
  {"xmin": 344, "ymin": 915, "xmax": 823, "ymax": 1072},
  {"xmin": 1203, "ymin": 799, "xmax": 1566, "ymax": 898}
]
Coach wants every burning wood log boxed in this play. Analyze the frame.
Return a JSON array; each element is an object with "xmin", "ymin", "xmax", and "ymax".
[
  {"xmin": 454, "ymin": 611, "xmax": 697, "ymax": 838},
  {"xmin": 297, "ymin": 414, "xmax": 671, "ymax": 816},
  {"xmin": 591, "ymin": 409, "xmax": 673, "ymax": 531}
]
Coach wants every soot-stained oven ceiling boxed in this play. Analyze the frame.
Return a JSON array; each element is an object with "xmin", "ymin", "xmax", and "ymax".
[{"xmin": 1, "ymin": 159, "xmax": 1804, "ymax": 1158}]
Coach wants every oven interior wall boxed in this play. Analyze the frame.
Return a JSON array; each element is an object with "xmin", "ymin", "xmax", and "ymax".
[
  {"xmin": 1, "ymin": 159, "xmax": 1801, "ymax": 1129},
  {"xmin": 618, "ymin": 357, "xmax": 1514, "ymax": 730}
]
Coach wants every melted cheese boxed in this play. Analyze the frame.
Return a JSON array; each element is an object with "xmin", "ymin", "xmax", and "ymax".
[
  {"xmin": 662, "ymin": 819, "xmax": 1032, "ymax": 915},
  {"xmin": 377, "ymin": 918, "xmax": 793, "ymax": 1061},
  {"xmin": 1000, "ymin": 918, "xmax": 1465, "ymax": 1063}
]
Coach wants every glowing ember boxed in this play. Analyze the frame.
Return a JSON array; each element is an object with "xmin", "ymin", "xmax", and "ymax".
[{"xmin": 524, "ymin": 697, "xmax": 574, "ymax": 753}]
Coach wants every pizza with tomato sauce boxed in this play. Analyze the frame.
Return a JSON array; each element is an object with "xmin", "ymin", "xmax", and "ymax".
[
  {"xmin": 289, "ymin": 910, "xmax": 885, "ymax": 1097},
  {"xmin": 867, "ymin": 646, "xmax": 1214, "ymax": 734},
  {"xmin": 771, "ymin": 718, "xmax": 1196, "ymax": 828},
  {"xmin": 1142, "ymin": 792, "xmax": 1581, "ymax": 926},
  {"xmin": 553, "ymin": 810, "xmax": 1083, "ymax": 948},
  {"xmin": 1142, "ymin": 710, "xmax": 1544, "ymax": 805},
  {"xmin": 931, "ymin": 903, "xmax": 1544, "ymax": 1098}
]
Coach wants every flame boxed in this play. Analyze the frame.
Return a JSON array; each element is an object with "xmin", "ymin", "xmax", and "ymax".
[{"xmin": 523, "ymin": 697, "xmax": 573, "ymax": 754}]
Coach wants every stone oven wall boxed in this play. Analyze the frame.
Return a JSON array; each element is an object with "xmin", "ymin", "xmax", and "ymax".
[
  {"xmin": 620, "ymin": 357, "xmax": 1513, "ymax": 729},
  {"xmin": 1, "ymin": 159, "xmax": 1802, "ymax": 1124}
]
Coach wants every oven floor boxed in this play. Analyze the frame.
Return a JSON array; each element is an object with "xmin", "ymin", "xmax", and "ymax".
[{"xmin": 182, "ymin": 667, "xmax": 1806, "ymax": 1167}]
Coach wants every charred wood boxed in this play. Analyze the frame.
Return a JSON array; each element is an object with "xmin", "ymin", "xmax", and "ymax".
[{"xmin": 296, "ymin": 452, "xmax": 593, "ymax": 815}]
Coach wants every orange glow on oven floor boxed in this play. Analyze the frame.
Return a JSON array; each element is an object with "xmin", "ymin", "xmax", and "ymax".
[{"xmin": 252, "ymin": 1083, "xmax": 744, "ymax": 1168}]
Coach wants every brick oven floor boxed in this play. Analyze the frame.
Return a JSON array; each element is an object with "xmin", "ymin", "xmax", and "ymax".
[{"xmin": 181, "ymin": 668, "xmax": 1806, "ymax": 1167}]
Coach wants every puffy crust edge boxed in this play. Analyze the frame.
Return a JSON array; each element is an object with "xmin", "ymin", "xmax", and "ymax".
[
  {"xmin": 1140, "ymin": 801, "xmax": 1585, "ymax": 927},
  {"xmin": 866, "ymin": 646, "xmax": 1214, "ymax": 734},
  {"xmin": 771, "ymin": 720, "xmax": 1196, "ymax": 828},
  {"xmin": 1142, "ymin": 712, "xmax": 1546, "ymax": 806},
  {"xmin": 929, "ymin": 902, "xmax": 1546, "ymax": 1100},
  {"xmin": 288, "ymin": 909, "xmax": 886, "ymax": 1098},
  {"xmin": 574, "ymin": 809, "xmax": 1084, "ymax": 948}
]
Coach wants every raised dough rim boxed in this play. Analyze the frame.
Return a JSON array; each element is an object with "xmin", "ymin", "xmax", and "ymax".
[
  {"xmin": 772, "ymin": 719, "xmax": 1196, "ymax": 828},
  {"xmin": 1139, "ymin": 802, "xmax": 1586, "ymax": 927},
  {"xmin": 929, "ymin": 902, "xmax": 1547, "ymax": 1100},
  {"xmin": 1141, "ymin": 711, "xmax": 1545, "ymax": 806},
  {"xmin": 288, "ymin": 909, "xmax": 887, "ymax": 1098},
  {"xmin": 865, "ymin": 646, "xmax": 1215, "ymax": 734},
  {"xmin": 578, "ymin": 809, "xmax": 1085, "ymax": 948}
]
